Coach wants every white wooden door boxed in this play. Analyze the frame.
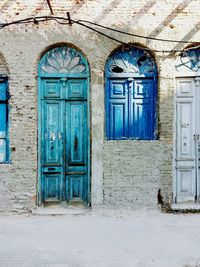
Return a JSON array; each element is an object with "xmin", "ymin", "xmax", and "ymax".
[{"xmin": 175, "ymin": 78, "xmax": 200, "ymax": 203}]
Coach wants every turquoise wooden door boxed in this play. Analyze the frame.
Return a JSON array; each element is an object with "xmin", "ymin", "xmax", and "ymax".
[{"xmin": 38, "ymin": 47, "xmax": 90, "ymax": 206}]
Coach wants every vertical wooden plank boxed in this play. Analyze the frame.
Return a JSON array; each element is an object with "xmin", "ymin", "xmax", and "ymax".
[
  {"xmin": 41, "ymin": 79, "xmax": 64, "ymax": 202},
  {"xmin": 66, "ymin": 99, "xmax": 87, "ymax": 202},
  {"xmin": 175, "ymin": 78, "xmax": 196, "ymax": 203},
  {"xmin": 177, "ymin": 101, "xmax": 194, "ymax": 159},
  {"xmin": 195, "ymin": 78, "xmax": 200, "ymax": 202},
  {"xmin": 130, "ymin": 79, "xmax": 154, "ymax": 139},
  {"xmin": 43, "ymin": 100, "xmax": 63, "ymax": 165},
  {"xmin": 107, "ymin": 79, "xmax": 128, "ymax": 139}
]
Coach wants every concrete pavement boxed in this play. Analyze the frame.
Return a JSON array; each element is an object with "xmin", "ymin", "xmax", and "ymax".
[{"xmin": 0, "ymin": 208, "xmax": 200, "ymax": 267}]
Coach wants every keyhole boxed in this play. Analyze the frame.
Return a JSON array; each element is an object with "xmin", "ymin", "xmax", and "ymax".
[{"xmin": 74, "ymin": 136, "xmax": 78, "ymax": 151}]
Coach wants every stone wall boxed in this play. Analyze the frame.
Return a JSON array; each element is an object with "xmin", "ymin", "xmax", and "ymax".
[{"xmin": 0, "ymin": 0, "xmax": 199, "ymax": 212}]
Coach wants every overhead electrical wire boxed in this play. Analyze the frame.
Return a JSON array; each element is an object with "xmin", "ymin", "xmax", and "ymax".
[
  {"xmin": 0, "ymin": 15, "xmax": 199, "ymax": 53},
  {"xmin": 75, "ymin": 20, "xmax": 177, "ymax": 53},
  {"xmin": 78, "ymin": 19, "xmax": 200, "ymax": 44}
]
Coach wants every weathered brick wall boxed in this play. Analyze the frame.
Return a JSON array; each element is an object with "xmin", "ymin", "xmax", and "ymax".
[
  {"xmin": 103, "ymin": 141, "xmax": 165, "ymax": 208},
  {"xmin": 0, "ymin": 0, "xmax": 199, "ymax": 212},
  {"xmin": 0, "ymin": 54, "xmax": 8, "ymax": 74}
]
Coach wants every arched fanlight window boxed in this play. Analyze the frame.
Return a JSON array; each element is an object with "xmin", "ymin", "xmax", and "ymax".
[
  {"xmin": 105, "ymin": 46, "xmax": 158, "ymax": 140},
  {"xmin": 38, "ymin": 46, "xmax": 89, "ymax": 75},
  {"xmin": 176, "ymin": 47, "xmax": 200, "ymax": 74}
]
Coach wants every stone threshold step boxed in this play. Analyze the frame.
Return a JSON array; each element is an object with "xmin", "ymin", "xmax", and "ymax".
[
  {"xmin": 171, "ymin": 203, "xmax": 200, "ymax": 211},
  {"xmin": 32, "ymin": 206, "xmax": 91, "ymax": 215}
]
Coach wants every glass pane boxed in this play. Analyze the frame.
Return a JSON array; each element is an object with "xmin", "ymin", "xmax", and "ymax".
[
  {"xmin": 0, "ymin": 82, "xmax": 6, "ymax": 100},
  {"xmin": 0, "ymin": 139, "xmax": 6, "ymax": 163},
  {"xmin": 0, "ymin": 104, "xmax": 6, "ymax": 133},
  {"xmin": 39, "ymin": 47, "xmax": 87, "ymax": 74}
]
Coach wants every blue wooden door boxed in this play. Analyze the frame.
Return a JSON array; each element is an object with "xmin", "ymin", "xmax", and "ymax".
[
  {"xmin": 41, "ymin": 78, "xmax": 89, "ymax": 205},
  {"xmin": 106, "ymin": 78, "xmax": 155, "ymax": 140}
]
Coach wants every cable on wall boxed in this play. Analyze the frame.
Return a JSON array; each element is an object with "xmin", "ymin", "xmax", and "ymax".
[
  {"xmin": 0, "ymin": 14, "xmax": 199, "ymax": 53},
  {"xmin": 77, "ymin": 19, "xmax": 200, "ymax": 44}
]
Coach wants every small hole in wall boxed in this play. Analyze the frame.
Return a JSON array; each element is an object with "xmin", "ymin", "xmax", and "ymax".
[
  {"xmin": 75, "ymin": 0, "xmax": 85, "ymax": 3},
  {"xmin": 11, "ymin": 147, "xmax": 16, "ymax": 152},
  {"xmin": 111, "ymin": 66, "xmax": 124, "ymax": 73}
]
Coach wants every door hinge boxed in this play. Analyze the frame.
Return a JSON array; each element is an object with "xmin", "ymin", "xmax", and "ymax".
[{"xmin": 61, "ymin": 78, "xmax": 67, "ymax": 86}]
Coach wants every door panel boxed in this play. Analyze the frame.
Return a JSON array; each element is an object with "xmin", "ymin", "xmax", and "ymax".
[
  {"xmin": 43, "ymin": 174, "xmax": 61, "ymax": 202},
  {"xmin": 66, "ymin": 101, "xmax": 87, "ymax": 203},
  {"xmin": 130, "ymin": 79, "xmax": 153, "ymax": 139},
  {"xmin": 40, "ymin": 78, "xmax": 89, "ymax": 205},
  {"xmin": 43, "ymin": 79, "xmax": 62, "ymax": 98},
  {"xmin": 69, "ymin": 175, "xmax": 84, "ymax": 201},
  {"xmin": 66, "ymin": 102, "xmax": 86, "ymax": 164},
  {"xmin": 107, "ymin": 79, "xmax": 128, "ymax": 139},
  {"xmin": 110, "ymin": 103, "xmax": 128, "ymax": 139},
  {"xmin": 176, "ymin": 100, "xmax": 194, "ymax": 159},
  {"xmin": 176, "ymin": 169, "xmax": 195, "ymax": 202},
  {"xmin": 68, "ymin": 79, "xmax": 86, "ymax": 99},
  {"xmin": 43, "ymin": 100, "xmax": 63, "ymax": 165},
  {"xmin": 132, "ymin": 101, "xmax": 152, "ymax": 139},
  {"xmin": 175, "ymin": 78, "xmax": 196, "ymax": 203}
]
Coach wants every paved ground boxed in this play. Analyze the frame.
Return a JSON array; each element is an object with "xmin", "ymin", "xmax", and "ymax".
[{"xmin": 0, "ymin": 208, "xmax": 200, "ymax": 267}]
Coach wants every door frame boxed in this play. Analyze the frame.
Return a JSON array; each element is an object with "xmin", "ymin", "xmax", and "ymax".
[
  {"xmin": 37, "ymin": 72, "xmax": 91, "ymax": 206},
  {"xmin": 173, "ymin": 74, "xmax": 200, "ymax": 204}
]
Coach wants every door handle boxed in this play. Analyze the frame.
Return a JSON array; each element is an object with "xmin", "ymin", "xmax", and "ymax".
[{"xmin": 194, "ymin": 134, "xmax": 200, "ymax": 140}]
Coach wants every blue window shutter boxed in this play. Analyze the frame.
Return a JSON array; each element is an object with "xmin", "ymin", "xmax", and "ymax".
[{"xmin": 0, "ymin": 80, "xmax": 9, "ymax": 163}]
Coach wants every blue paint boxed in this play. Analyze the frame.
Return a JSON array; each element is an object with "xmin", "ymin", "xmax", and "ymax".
[
  {"xmin": 105, "ymin": 47, "xmax": 157, "ymax": 140},
  {"xmin": 38, "ymin": 46, "xmax": 90, "ymax": 206},
  {"xmin": 0, "ymin": 79, "xmax": 9, "ymax": 163}
]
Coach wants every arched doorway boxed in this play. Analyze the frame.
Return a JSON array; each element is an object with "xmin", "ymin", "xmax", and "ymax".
[
  {"xmin": 105, "ymin": 46, "xmax": 158, "ymax": 140},
  {"xmin": 38, "ymin": 46, "xmax": 90, "ymax": 206}
]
